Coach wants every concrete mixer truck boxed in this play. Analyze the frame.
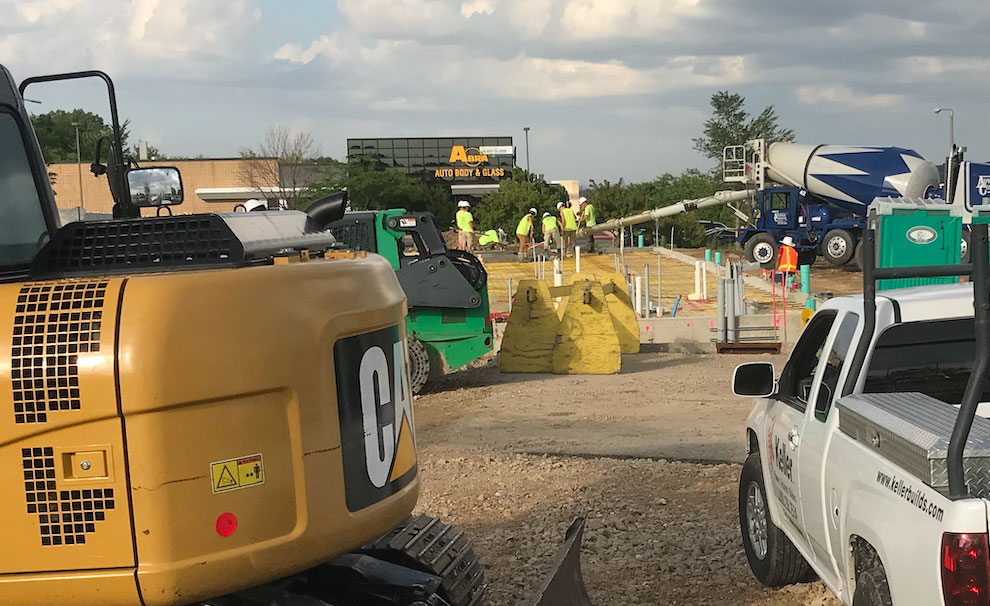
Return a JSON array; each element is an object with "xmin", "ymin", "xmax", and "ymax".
[{"xmin": 580, "ymin": 137, "xmax": 990, "ymax": 269}]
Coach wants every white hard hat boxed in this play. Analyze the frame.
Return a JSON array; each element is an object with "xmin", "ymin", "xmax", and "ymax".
[
  {"xmin": 529, "ymin": 207, "xmax": 537, "ymax": 215},
  {"xmin": 781, "ymin": 236, "xmax": 795, "ymax": 247},
  {"xmin": 543, "ymin": 212, "xmax": 551, "ymax": 217},
  {"xmin": 458, "ymin": 200, "xmax": 470, "ymax": 207},
  {"xmin": 556, "ymin": 202, "xmax": 564, "ymax": 209},
  {"xmin": 579, "ymin": 196, "xmax": 588, "ymax": 204}
]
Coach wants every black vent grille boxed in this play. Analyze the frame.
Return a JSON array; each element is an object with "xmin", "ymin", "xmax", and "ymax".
[
  {"xmin": 22, "ymin": 447, "xmax": 115, "ymax": 546},
  {"xmin": 329, "ymin": 216, "xmax": 378, "ymax": 254},
  {"xmin": 12, "ymin": 281, "xmax": 106, "ymax": 424},
  {"xmin": 32, "ymin": 216, "xmax": 243, "ymax": 276}
]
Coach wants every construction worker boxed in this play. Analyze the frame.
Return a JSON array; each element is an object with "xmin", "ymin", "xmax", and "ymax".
[
  {"xmin": 777, "ymin": 235, "xmax": 798, "ymax": 289},
  {"xmin": 456, "ymin": 200, "xmax": 475, "ymax": 251},
  {"xmin": 578, "ymin": 196, "xmax": 596, "ymax": 253},
  {"xmin": 477, "ymin": 228, "xmax": 505, "ymax": 250},
  {"xmin": 516, "ymin": 207, "xmax": 537, "ymax": 257},
  {"xmin": 541, "ymin": 211, "xmax": 560, "ymax": 252},
  {"xmin": 558, "ymin": 201, "xmax": 578, "ymax": 256}
]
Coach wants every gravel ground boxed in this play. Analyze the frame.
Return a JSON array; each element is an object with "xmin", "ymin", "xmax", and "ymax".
[{"xmin": 412, "ymin": 353, "xmax": 844, "ymax": 606}]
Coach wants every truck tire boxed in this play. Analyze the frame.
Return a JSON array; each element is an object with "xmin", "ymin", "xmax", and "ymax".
[
  {"xmin": 852, "ymin": 563, "xmax": 893, "ymax": 606},
  {"xmin": 408, "ymin": 336, "xmax": 431, "ymax": 395},
  {"xmin": 744, "ymin": 233, "xmax": 778, "ymax": 269},
  {"xmin": 854, "ymin": 240, "xmax": 865, "ymax": 271},
  {"xmin": 739, "ymin": 453, "xmax": 813, "ymax": 587},
  {"xmin": 822, "ymin": 229, "xmax": 855, "ymax": 266}
]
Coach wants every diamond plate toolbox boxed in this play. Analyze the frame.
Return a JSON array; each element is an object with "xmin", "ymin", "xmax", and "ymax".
[{"xmin": 837, "ymin": 392, "xmax": 990, "ymax": 498}]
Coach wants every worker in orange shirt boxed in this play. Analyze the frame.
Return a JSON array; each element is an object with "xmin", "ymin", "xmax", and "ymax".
[{"xmin": 777, "ymin": 236, "xmax": 798, "ymax": 289}]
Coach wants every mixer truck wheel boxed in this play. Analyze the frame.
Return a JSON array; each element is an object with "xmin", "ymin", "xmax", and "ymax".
[
  {"xmin": 822, "ymin": 229, "xmax": 855, "ymax": 266},
  {"xmin": 744, "ymin": 233, "xmax": 778, "ymax": 269}
]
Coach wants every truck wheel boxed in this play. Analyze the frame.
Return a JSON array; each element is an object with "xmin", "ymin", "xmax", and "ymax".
[
  {"xmin": 739, "ymin": 453, "xmax": 813, "ymax": 587},
  {"xmin": 962, "ymin": 230, "xmax": 972, "ymax": 263},
  {"xmin": 852, "ymin": 563, "xmax": 893, "ymax": 606},
  {"xmin": 822, "ymin": 230, "xmax": 855, "ymax": 266},
  {"xmin": 744, "ymin": 233, "xmax": 778, "ymax": 268},
  {"xmin": 408, "ymin": 337, "xmax": 431, "ymax": 395}
]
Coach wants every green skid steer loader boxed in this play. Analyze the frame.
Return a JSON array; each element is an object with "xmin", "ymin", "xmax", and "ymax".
[{"xmin": 328, "ymin": 208, "xmax": 493, "ymax": 393}]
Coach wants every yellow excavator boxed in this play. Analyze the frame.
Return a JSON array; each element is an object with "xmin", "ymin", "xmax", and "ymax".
[{"xmin": 0, "ymin": 68, "xmax": 592, "ymax": 606}]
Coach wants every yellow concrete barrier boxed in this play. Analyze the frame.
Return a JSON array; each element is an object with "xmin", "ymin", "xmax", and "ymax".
[
  {"xmin": 601, "ymin": 273, "xmax": 640, "ymax": 354},
  {"xmin": 555, "ymin": 272, "xmax": 598, "ymax": 320},
  {"xmin": 500, "ymin": 280, "xmax": 559, "ymax": 373},
  {"xmin": 552, "ymin": 280, "xmax": 621, "ymax": 375}
]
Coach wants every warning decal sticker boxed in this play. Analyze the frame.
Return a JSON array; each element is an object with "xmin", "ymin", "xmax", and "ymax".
[{"xmin": 210, "ymin": 453, "xmax": 265, "ymax": 494}]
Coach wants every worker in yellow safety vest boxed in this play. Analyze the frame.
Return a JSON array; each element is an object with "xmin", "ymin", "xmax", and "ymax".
[
  {"xmin": 541, "ymin": 211, "xmax": 560, "ymax": 252},
  {"xmin": 578, "ymin": 196, "xmax": 597, "ymax": 253},
  {"xmin": 777, "ymin": 235, "xmax": 798, "ymax": 289},
  {"xmin": 558, "ymin": 201, "xmax": 578, "ymax": 257},
  {"xmin": 456, "ymin": 200, "xmax": 475, "ymax": 251},
  {"xmin": 516, "ymin": 208, "xmax": 537, "ymax": 257}
]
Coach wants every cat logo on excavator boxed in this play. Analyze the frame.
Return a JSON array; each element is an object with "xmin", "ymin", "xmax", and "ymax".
[{"xmin": 334, "ymin": 324, "xmax": 418, "ymax": 512}]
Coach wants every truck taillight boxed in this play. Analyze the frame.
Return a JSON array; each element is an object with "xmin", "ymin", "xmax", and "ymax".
[{"xmin": 942, "ymin": 532, "xmax": 990, "ymax": 606}]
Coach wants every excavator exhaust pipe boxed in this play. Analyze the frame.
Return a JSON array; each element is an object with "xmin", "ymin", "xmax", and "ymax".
[{"xmin": 529, "ymin": 518, "xmax": 593, "ymax": 606}]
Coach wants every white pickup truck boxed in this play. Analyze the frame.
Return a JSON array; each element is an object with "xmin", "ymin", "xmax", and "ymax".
[{"xmin": 734, "ymin": 227, "xmax": 990, "ymax": 606}]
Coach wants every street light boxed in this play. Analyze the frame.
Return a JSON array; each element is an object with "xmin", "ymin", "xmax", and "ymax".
[
  {"xmin": 523, "ymin": 126, "xmax": 531, "ymax": 174},
  {"xmin": 71, "ymin": 121, "xmax": 84, "ymax": 210},
  {"xmin": 934, "ymin": 107, "xmax": 955, "ymax": 152}
]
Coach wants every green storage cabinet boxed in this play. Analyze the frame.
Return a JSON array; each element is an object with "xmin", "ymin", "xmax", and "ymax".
[{"xmin": 868, "ymin": 198, "xmax": 962, "ymax": 291}]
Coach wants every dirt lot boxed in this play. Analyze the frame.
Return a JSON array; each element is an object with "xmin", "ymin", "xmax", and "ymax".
[{"xmin": 413, "ymin": 352, "xmax": 843, "ymax": 606}]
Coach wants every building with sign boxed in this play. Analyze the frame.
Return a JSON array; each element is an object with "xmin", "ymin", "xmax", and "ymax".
[{"xmin": 346, "ymin": 137, "xmax": 515, "ymax": 199}]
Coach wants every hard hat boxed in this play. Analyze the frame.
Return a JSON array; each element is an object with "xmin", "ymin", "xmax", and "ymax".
[
  {"xmin": 579, "ymin": 196, "xmax": 588, "ymax": 204},
  {"xmin": 781, "ymin": 236, "xmax": 795, "ymax": 247},
  {"xmin": 543, "ymin": 212, "xmax": 551, "ymax": 217},
  {"xmin": 556, "ymin": 202, "xmax": 564, "ymax": 209},
  {"xmin": 529, "ymin": 207, "xmax": 537, "ymax": 215},
  {"xmin": 458, "ymin": 200, "xmax": 470, "ymax": 207}
]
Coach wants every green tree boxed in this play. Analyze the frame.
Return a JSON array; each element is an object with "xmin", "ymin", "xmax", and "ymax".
[
  {"xmin": 691, "ymin": 91, "xmax": 795, "ymax": 167},
  {"xmin": 473, "ymin": 169, "xmax": 568, "ymax": 234},
  {"xmin": 304, "ymin": 162, "xmax": 453, "ymax": 225},
  {"xmin": 30, "ymin": 109, "xmax": 130, "ymax": 164}
]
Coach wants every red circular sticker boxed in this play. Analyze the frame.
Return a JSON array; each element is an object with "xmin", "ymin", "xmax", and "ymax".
[{"xmin": 215, "ymin": 512, "xmax": 237, "ymax": 537}]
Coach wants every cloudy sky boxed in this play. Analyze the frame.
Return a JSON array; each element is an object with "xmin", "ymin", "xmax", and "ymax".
[{"xmin": 2, "ymin": 0, "xmax": 987, "ymax": 183}]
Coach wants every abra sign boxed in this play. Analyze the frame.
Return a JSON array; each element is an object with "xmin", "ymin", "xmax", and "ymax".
[
  {"xmin": 964, "ymin": 162, "xmax": 990, "ymax": 211},
  {"xmin": 334, "ymin": 325, "xmax": 417, "ymax": 512},
  {"xmin": 449, "ymin": 145, "xmax": 489, "ymax": 167}
]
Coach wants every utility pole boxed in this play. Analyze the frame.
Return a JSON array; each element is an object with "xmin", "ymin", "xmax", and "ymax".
[
  {"xmin": 523, "ymin": 126, "xmax": 531, "ymax": 174},
  {"xmin": 71, "ymin": 121, "xmax": 84, "ymax": 210}
]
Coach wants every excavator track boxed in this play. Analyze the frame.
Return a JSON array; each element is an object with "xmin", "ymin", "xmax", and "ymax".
[
  {"xmin": 360, "ymin": 514, "xmax": 487, "ymax": 606},
  {"xmin": 201, "ymin": 515, "xmax": 485, "ymax": 606}
]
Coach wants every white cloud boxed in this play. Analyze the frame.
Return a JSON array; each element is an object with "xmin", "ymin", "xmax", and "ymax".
[
  {"xmin": 561, "ymin": 0, "xmax": 703, "ymax": 39},
  {"xmin": 275, "ymin": 34, "xmax": 343, "ymax": 65},
  {"xmin": 17, "ymin": 0, "xmax": 84, "ymax": 23},
  {"xmin": 460, "ymin": 0, "xmax": 496, "ymax": 17},
  {"xmin": 796, "ymin": 84, "xmax": 901, "ymax": 110},
  {"xmin": 900, "ymin": 56, "xmax": 990, "ymax": 77}
]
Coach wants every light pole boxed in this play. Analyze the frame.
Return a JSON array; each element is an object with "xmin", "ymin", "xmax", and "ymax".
[
  {"xmin": 71, "ymin": 121, "xmax": 84, "ymax": 210},
  {"xmin": 523, "ymin": 126, "xmax": 531, "ymax": 174},
  {"xmin": 934, "ymin": 107, "xmax": 955, "ymax": 152}
]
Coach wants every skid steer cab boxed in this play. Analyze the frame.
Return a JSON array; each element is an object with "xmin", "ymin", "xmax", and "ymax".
[{"xmin": 329, "ymin": 209, "xmax": 494, "ymax": 393}]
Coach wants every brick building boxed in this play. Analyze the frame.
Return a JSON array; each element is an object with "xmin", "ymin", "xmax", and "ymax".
[{"xmin": 47, "ymin": 158, "xmax": 286, "ymax": 217}]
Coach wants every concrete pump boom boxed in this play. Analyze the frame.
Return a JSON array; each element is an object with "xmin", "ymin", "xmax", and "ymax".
[{"xmin": 576, "ymin": 189, "xmax": 752, "ymax": 238}]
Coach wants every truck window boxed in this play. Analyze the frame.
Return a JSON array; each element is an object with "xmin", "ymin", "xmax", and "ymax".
[
  {"xmin": 777, "ymin": 310, "xmax": 838, "ymax": 410},
  {"xmin": 0, "ymin": 111, "xmax": 49, "ymax": 267},
  {"xmin": 813, "ymin": 312, "xmax": 859, "ymax": 421},
  {"xmin": 771, "ymin": 192, "xmax": 790, "ymax": 210},
  {"xmin": 863, "ymin": 318, "xmax": 989, "ymax": 404}
]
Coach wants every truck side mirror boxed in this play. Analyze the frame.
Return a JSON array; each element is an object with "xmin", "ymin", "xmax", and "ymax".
[
  {"xmin": 128, "ymin": 167, "xmax": 183, "ymax": 208},
  {"xmin": 733, "ymin": 362, "xmax": 776, "ymax": 397}
]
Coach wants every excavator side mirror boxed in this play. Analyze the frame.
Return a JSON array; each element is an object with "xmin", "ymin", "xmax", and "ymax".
[{"xmin": 127, "ymin": 167, "xmax": 184, "ymax": 207}]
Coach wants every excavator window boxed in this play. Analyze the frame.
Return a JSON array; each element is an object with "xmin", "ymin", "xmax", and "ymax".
[{"xmin": 0, "ymin": 111, "xmax": 49, "ymax": 268}]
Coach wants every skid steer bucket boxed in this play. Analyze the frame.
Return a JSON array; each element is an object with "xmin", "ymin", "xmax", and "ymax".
[{"xmin": 529, "ymin": 518, "xmax": 593, "ymax": 606}]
